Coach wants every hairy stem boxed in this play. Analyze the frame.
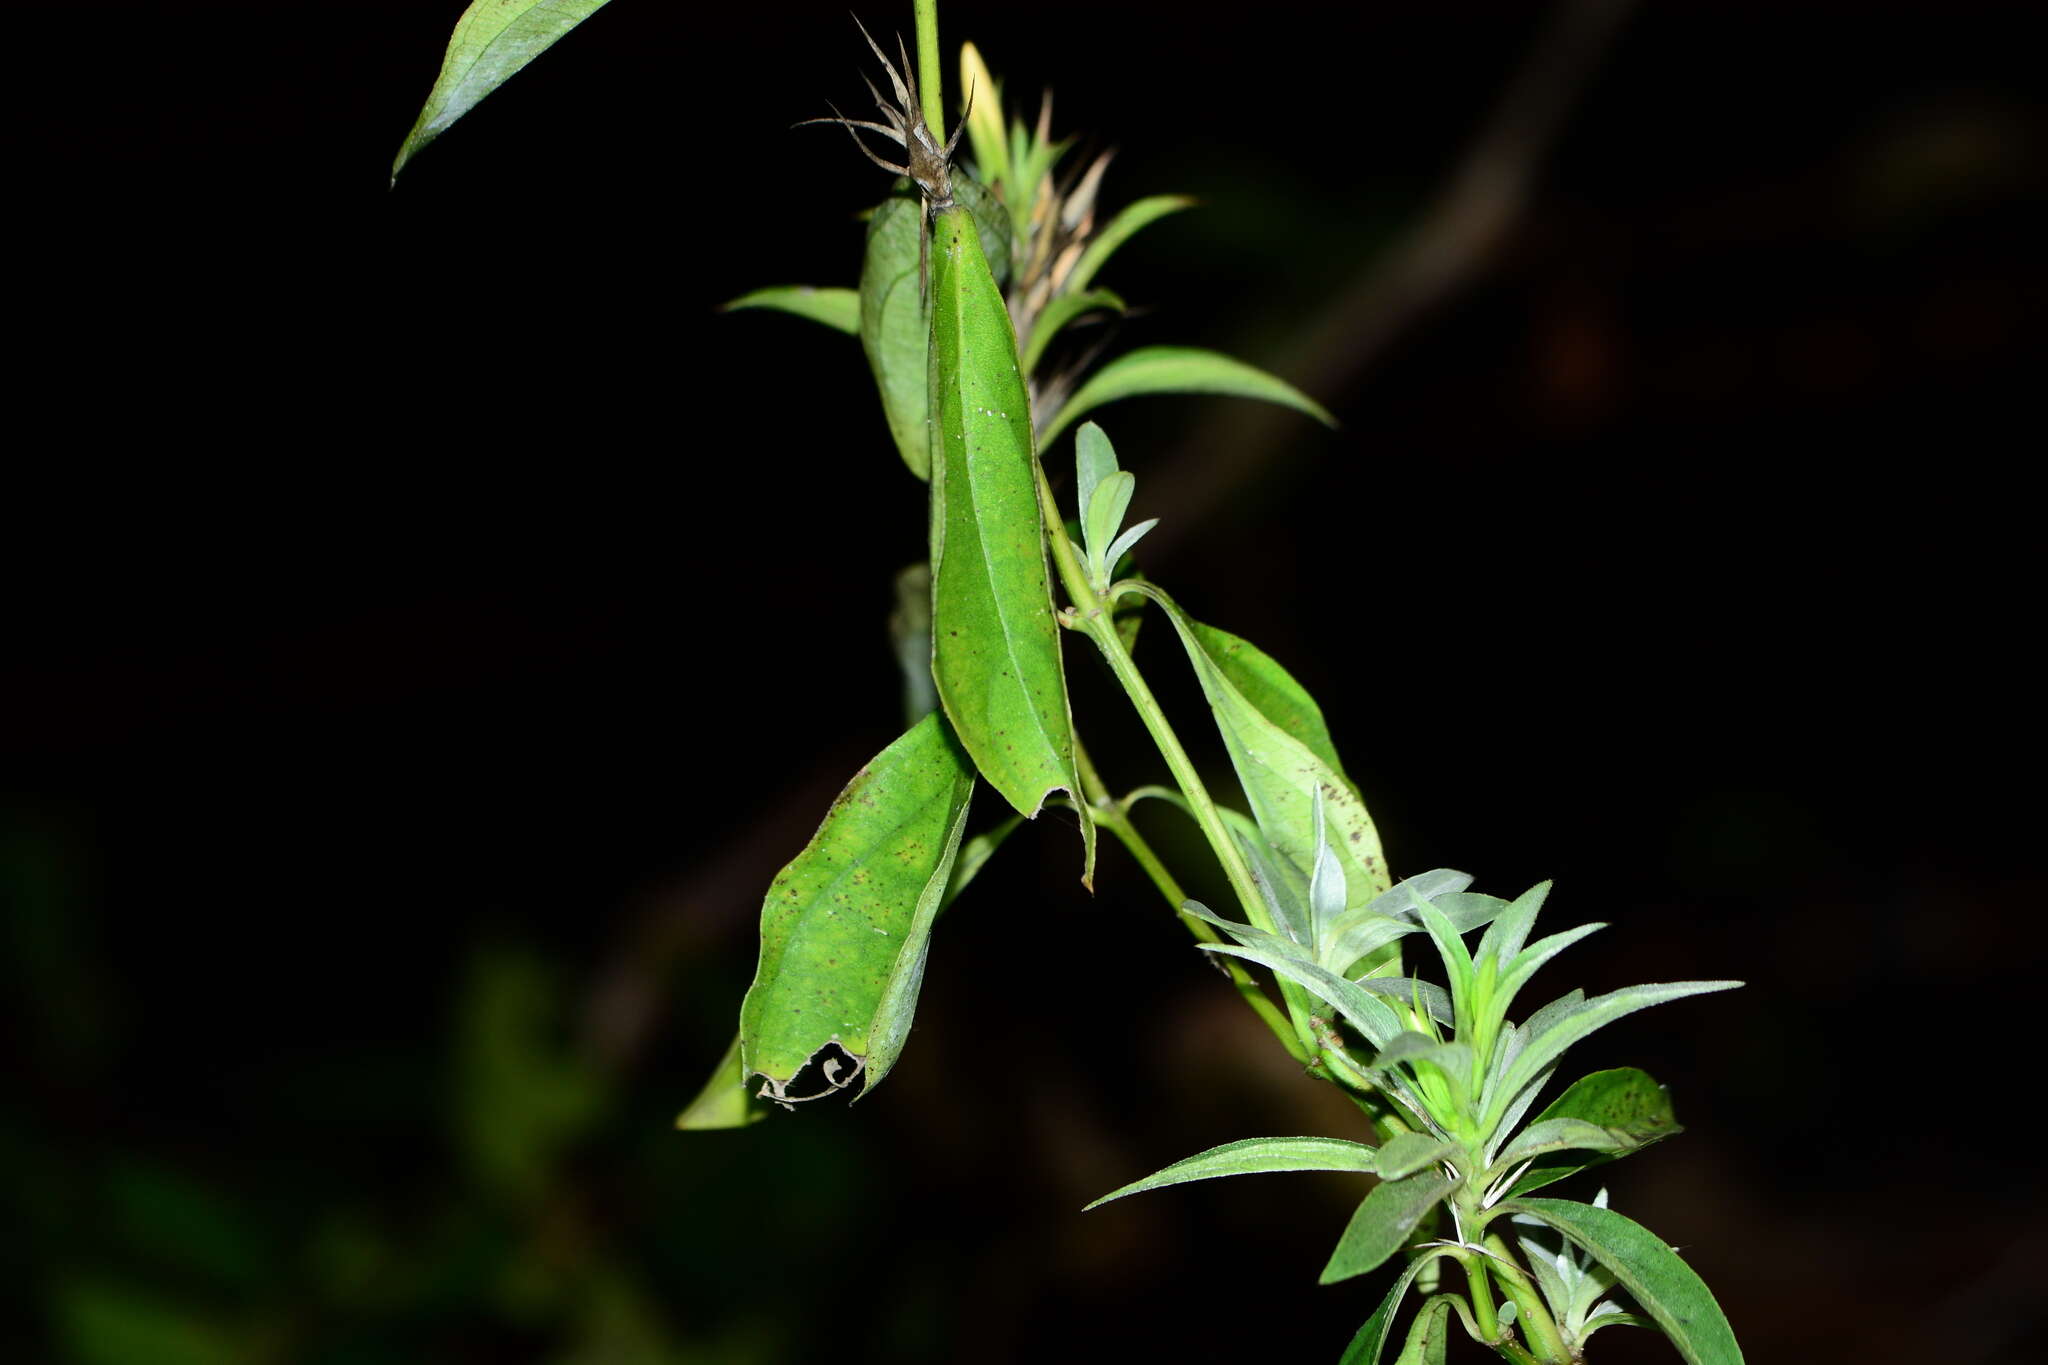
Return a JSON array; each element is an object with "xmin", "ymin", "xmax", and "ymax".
[
  {"xmin": 1482, "ymin": 1233, "xmax": 1572, "ymax": 1364},
  {"xmin": 1462, "ymin": 1249, "xmax": 1503, "ymax": 1342}
]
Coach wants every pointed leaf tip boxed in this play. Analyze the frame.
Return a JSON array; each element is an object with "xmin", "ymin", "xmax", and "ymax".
[
  {"xmin": 1039, "ymin": 346, "xmax": 1335, "ymax": 448},
  {"xmin": 722, "ymin": 286, "xmax": 861, "ymax": 335},
  {"xmin": 393, "ymin": 0, "xmax": 618, "ymax": 181}
]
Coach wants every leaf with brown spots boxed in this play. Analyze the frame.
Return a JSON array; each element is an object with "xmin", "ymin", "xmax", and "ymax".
[{"xmin": 733, "ymin": 711, "xmax": 974, "ymax": 1107}]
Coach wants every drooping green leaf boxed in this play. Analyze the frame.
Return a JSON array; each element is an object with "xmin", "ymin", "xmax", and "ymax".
[
  {"xmin": 1021, "ymin": 287, "xmax": 1126, "ymax": 375},
  {"xmin": 1483, "ymin": 981, "xmax": 1741, "ymax": 1133},
  {"xmin": 738, "ymin": 712, "xmax": 975, "ymax": 1102},
  {"xmin": 1505, "ymin": 1199, "xmax": 1745, "ymax": 1365},
  {"xmin": 1339, "ymin": 1250, "xmax": 1457, "ymax": 1365},
  {"xmin": 1084, "ymin": 1136, "xmax": 1382, "ymax": 1210},
  {"xmin": 859, "ymin": 192, "xmax": 932, "ymax": 479},
  {"xmin": 1393, "ymin": 1295, "xmax": 1457, "ymax": 1365},
  {"xmin": 1149, "ymin": 590, "xmax": 1388, "ymax": 909},
  {"xmin": 393, "ymin": 0, "xmax": 615, "ymax": 182},
  {"xmin": 1040, "ymin": 345, "xmax": 1336, "ymax": 449},
  {"xmin": 722, "ymin": 286, "xmax": 861, "ymax": 335},
  {"xmin": 675, "ymin": 1033, "xmax": 763, "ymax": 1131},
  {"xmin": 688, "ymin": 795, "xmax": 1014, "ymax": 1129},
  {"xmin": 1506, "ymin": 1068, "xmax": 1682, "ymax": 1197},
  {"xmin": 1066, "ymin": 194, "xmax": 1197, "ymax": 294},
  {"xmin": 928, "ymin": 203, "xmax": 1082, "ymax": 829},
  {"xmin": 1320, "ymin": 1170, "xmax": 1458, "ymax": 1284}
]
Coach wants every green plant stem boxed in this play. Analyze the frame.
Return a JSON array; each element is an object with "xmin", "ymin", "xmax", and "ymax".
[
  {"xmin": 1481, "ymin": 1233, "xmax": 1571, "ymax": 1365},
  {"xmin": 1032, "ymin": 462, "xmax": 1324, "ymax": 1065},
  {"xmin": 913, "ymin": 0, "xmax": 944, "ymax": 136},
  {"xmin": 1072, "ymin": 739, "xmax": 1306, "ymax": 1063},
  {"xmin": 1461, "ymin": 1249, "xmax": 1503, "ymax": 1342},
  {"xmin": 1033, "ymin": 468, "xmax": 1267, "ymax": 936}
]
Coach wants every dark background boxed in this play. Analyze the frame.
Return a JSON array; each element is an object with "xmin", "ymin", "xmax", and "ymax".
[{"xmin": 5, "ymin": 1, "xmax": 2041, "ymax": 1361}]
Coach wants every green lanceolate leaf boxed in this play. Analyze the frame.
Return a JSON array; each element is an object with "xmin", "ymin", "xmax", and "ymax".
[
  {"xmin": 393, "ymin": 0, "xmax": 614, "ymax": 182},
  {"xmin": 1505, "ymin": 1068, "xmax": 1682, "ymax": 1197},
  {"xmin": 1066, "ymin": 194, "xmax": 1197, "ymax": 295},
  {"xmin": 1340, "ymin": 1250, "xmax": 1458, "ymax": 1365},
  {"xmin": 928, "ymin": 202, "xmax": 1082, "ymax": 826},
  {"xmin": 1321, "ymin": 1170, "xmax": 1459, "ymax": 1284},
  {"xmin": 1393, "ymin": 1295, "xmax": 1457, "ymax": 1365},
  {"xmin": 860, "ymin": 192, "xmax": 932, "ymax": 479},
  {"xmin": 1505, "ymin": 1198, "xmax": 1745, "ymax": 1365},
  {"xmin": 1039, "ymin": 345, "xmax": 1336, "ymax": 450},
  {"xmin": 1484, "ymin": 981, "xmax": 1741, "ymax": 1134},
  {"xmin": 1148, "ymin": 590, "xmax": 1388, "ymax": 905},
  {"xmin": 1021, "ymin": 288, "xmax": 1126, "ymax": 375},
  {"xmin": 723, "ymin": 286, "xmax": 861, "ymax": 335},
  {"xmin": 675, "ymin": 1033, "xmax": 762, "ymax": 1130},
  {"xmin": 1085, "ymin": 1136, "xmax": 1382, "ymax": 1210},
  {"xmin": 737, "ymin": 712, "xmax": 974, "ymax": 1104}
]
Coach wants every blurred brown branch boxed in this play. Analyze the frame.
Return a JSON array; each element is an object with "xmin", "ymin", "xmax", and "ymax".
[{"xmin": 1148, "ymin": 0, "xmax": 1638, "ymax": 562}]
